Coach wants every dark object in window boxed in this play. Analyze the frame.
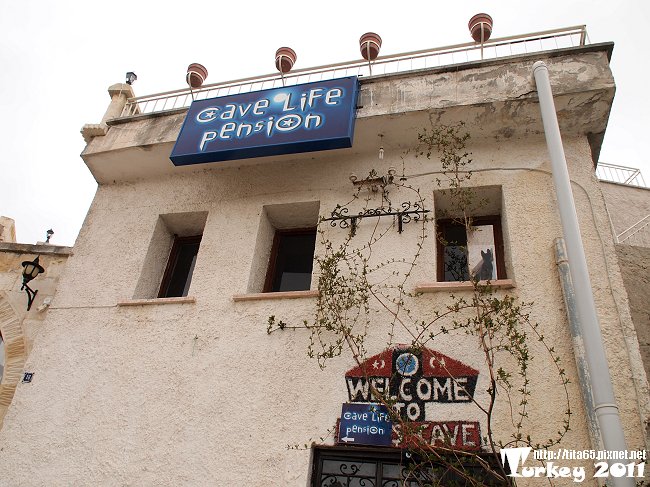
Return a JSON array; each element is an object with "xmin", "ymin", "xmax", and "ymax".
[
  {"xmin": 264, "ymin": 228, "xmax": 316, "ymax": 292},
  {"xmin": 159, "ymin": 235, "xmax": 202, "ymax": 298},
  {"xmin": 437, "ymin": 216, "xmax": 505, "ymax": 282},
  {"xmin": 311, "ymin": 445, "xmax": 507, "ymax": 486}
]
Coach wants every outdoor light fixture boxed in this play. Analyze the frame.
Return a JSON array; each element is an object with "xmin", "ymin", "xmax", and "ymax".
[
  {"xmin": 45, "ymin": 229, "xmax": 53, "ymax": 243},
  {"xmin": 125, "ymin": 72, "xmax": 137, "ymax": 85},
  {"xmin": 21, "ymin": 256, "xmax": 44, "ymax": 311}
]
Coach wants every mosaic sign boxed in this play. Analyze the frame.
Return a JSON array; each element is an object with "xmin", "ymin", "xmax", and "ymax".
[
  {"xmin": 170, "ymin": 76, "xmax": 359, "ymax": 165},
  {"xmin": 340, "ymin": 346, "xmax": 482, "ymax": 450}
]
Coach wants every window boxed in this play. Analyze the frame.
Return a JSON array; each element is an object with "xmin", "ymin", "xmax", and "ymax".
[
  {"xmin": 437, "ymin": 216, "xmax": 506, "ymax": 282},
  {"xmin": 158, "ymin": 235, "xmax": 202, "ymax": 298},
  {"xmin": 247, "ymin": 201, "xmax": 320, "ymax": 294},
  {"xmin": 263, "ymin": 228, "xmax": 316, "ymax": 292},
  {"xmin": 311, "ymin": 446, "xmax": 505, "ymax": 486},
  {"xmin": 133, "ymin": 212, "xmax": 207, "ymax": 299},
  {"xmin": 433, "ymin": 186, "xmax": 508, "ymax": 283}
]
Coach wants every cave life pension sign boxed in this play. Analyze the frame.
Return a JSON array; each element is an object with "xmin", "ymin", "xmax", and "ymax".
[
  {"xmin": 341, "ymin": 346, "xmax": 482, "ymax": 450},
  {"xmin": 170, "ymin": 76, "xmax": 359, "ymax": 165}
]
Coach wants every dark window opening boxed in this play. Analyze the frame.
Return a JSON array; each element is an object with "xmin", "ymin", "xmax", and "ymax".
[
  {"xmin": 264, "ymin": 228, "xmax": 316, "ymax": 292},
  {"xmin": 311, "ymin": 446, "xmax": 506, "ymax": 486},
  {"xmin": 158, "ymin": 235, "xmax": 202, "ymax": 298},
  {"xmin": 437, "ymin": 216, "xmax": 505, "ymax": 282}
]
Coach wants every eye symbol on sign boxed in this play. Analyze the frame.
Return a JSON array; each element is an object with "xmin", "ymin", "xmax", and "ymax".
[
  {"xmin": 275, "ymin": 114, "xmax": 302, "ymax": 131},
  {"xmin": 396, "ymin": 353, "xmax": 418, "ymax": 377},
  {"xmin": 197, "ymin": 108, "xmax": 219, "ymax": 122}
]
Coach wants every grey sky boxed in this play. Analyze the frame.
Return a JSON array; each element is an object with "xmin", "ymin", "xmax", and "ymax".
[{"xmin": 1, "ymin": 0, "xmax": 648, "ymax": 246}]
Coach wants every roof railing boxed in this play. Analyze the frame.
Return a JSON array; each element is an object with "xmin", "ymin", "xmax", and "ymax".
[
  {"xmin": 120, "ymin": 25, "xmax": 587, "ymax": 118},
  {"xmin": 597, "ymin": 162, "xmax": 647, "ymax": 188}
]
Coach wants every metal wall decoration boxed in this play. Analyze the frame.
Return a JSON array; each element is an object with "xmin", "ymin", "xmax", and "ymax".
[
  {"xmin": 323, "ymin": 169, "xmax": 428, "ymax": 235},
  {"xmin": 323, "ymin": 201, "xmax": 428, "ymax": 235}
]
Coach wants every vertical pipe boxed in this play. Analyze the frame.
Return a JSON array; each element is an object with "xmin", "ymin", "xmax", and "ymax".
[
  {"xmin": 533, "ymin": 61, "xmax": 632, "ymax": 486},
  {"xmin": 554, "ymin": 238, "xmax": 602, "ymax": 452}
]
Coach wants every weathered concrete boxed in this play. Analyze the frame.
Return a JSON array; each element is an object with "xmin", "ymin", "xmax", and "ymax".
[{"xmin": 82, "ymin": 45, "xmax": 615, "ymax": 184}]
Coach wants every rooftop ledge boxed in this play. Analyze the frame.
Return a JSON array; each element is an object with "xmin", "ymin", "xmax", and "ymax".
[
  {"xmin": 81, "ymin": 26, "xmax": 615, "ymax": 184},
  {"xmin": 111, "ymin": 26, "xmax": 599, "ymax": 122},
  {"xmin": 0, "ymin": 242, "xmax": 73, "ymax": 256}
]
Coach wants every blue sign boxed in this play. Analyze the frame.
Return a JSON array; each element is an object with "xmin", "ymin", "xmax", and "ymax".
[
  {"xmin": 339, "ymin": 403, "xmax": 392, "ymax": 446},
  {"xmin": 170, "ymin": 76, "xmax": 359, "ymax": 166}
]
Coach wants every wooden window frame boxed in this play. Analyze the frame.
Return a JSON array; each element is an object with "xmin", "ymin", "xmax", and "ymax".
[
  {"xmin": 263, "ymin": 227, "xmax": 316, "ymax": 293},
  {"xmin": 436, "ymin": 216, "xmax": 506, "ymax": 282},
  {"xmin": 158, "ymin": 235, "xmax": 202, "ymax": 298}
]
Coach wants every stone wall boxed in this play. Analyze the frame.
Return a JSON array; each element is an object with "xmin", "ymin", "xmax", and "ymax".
[{"xmin": 0, "ymin": 217, "xmax": 16, "ymax": 243}]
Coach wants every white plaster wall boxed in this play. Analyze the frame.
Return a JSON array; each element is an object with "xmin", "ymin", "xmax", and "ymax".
[
  {"xmin": 0, "ymin": 131, "xmax": 646, "ymax": 486},
  {"xmin": 600, "ymin": 181, "xmax": 650, "ymax": 238},
  {"xmin": 1, "ymin": 44, "xmax": 647, "ymax": 484}
]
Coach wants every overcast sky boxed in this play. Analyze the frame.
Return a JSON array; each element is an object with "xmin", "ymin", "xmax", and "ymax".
[{"xmin": 1, "ymin": 1, "xmax": 648, "ymax": 246}]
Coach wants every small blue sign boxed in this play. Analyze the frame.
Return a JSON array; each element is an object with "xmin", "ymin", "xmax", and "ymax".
[
  {"xmin": 339, "ymin": 403, "xmax": 392, "ymax": 446},
  {"xmin": 170, "ymin": 76, "xmax": 359, "ymax": 166}
]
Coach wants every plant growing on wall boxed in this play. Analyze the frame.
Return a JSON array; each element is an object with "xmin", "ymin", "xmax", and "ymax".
[{"xmin": 268, "ymin": 123, "xmax": 571, "ymax": 486}]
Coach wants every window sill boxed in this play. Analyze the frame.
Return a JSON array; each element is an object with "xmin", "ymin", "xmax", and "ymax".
[
  {"xmin": 117, "ymin": 296, "xmax": 196, "ymax": 306},
  {"xmin": 414, "ymin": 279, "xmax": 515, "ymax": 293},
  {"xmin": 232, "ymin": 290, "xmax": 319, "ymax": 302}
]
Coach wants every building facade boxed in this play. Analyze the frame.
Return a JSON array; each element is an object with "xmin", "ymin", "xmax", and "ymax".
[
  {"xmin": 0, "ymin": 218, "xmax": 72, "ymax": 429},
  {"xmin": 0, "ymin": 31, "xmax": 648, "ymax": 485}
]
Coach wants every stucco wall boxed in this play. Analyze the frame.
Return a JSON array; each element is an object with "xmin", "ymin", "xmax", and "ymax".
[
  {"xmin": 0, "ymin": 133, "xmax": 646, "ymax": 485},
  {"xmin": 0, "ymin": 45, "xmax": 647, "ymax": 486},
  {"xmin": 0, "ymin": 243, "xmax": 72, "ymax": 427},
  {"xmin": 615, "ymin": 245, "xmax": 650, "ymax": 386},
  {"xmin": 600, "ymin": 180, "xmax": 650, "ymax": 242}
]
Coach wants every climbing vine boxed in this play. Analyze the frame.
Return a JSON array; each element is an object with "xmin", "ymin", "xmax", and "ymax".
[{"xmin": 268, "ymin": 123, "xmax": 571, "ymax": 486}]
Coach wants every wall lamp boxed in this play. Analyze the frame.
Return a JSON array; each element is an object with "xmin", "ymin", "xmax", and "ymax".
[
  {"xmin": 125, "ymin": 72, "xmax": 137, "ymax": 85},
  {"xmin": 21, "ymin": 256, "xmax": 44, "ymax": 311}
]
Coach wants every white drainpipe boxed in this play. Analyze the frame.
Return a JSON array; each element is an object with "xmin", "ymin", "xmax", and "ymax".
[
  {"xmin": 554, "ymin": 237, "xmax": 602, "ymax": 453},
  {"xmin": 533, "ymin": 61, "xmax": 632, "ymax": 486}
]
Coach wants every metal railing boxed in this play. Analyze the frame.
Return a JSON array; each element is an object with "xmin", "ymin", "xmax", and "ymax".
[
  {"xmin": 616, "ymin": 215, "xmax": 650, "ymax": 247},
  {"xmin": 597, "ymin": 162, "xmax": 647, "ymax": 188},
  {"xmin": 120, "ymin": 25, "xmax": 588, "ymax": 118}
]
